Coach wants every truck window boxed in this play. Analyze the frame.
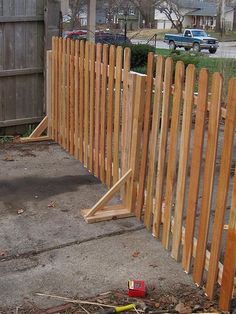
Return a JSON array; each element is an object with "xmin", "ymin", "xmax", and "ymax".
[{"xmin": 184, "ymin": 30, "xmax": 191, "ymax": 37}]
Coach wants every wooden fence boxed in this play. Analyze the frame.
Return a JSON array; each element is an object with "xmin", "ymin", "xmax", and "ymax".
[
  {"xmin": 0, "ymin": 0, "xmax": 61, "ymax": 130},
  {"xmin": 27, "ymin": 37, "xmax": 236, "ymax": 311}
]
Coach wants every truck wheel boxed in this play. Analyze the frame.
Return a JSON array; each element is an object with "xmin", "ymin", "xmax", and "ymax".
[
  {"xmin": 209, "ymin": 48, "xmax": 217, "ymax": 54},
  {"xmin": 169, "ymin": 41, "xmax": 176, "ymax": 50},
  {"xmin": 193, "ymin": 42, "xmax": 200, "ymax": 53}
]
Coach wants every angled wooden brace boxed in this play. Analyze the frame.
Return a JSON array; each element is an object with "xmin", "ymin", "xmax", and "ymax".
[
  {"xmin": 81, "ymin": 169, "xmax": 134, "ymax": 223},
  {"xmin": 20, "ymin": 116, "xmax": 51, "ymax": 143}
]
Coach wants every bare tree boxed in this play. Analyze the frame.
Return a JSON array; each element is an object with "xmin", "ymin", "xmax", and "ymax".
[
  {"xmin": 129, "ymin": 0, "xmax": 156, "ymax": 27},
  {"xmin": 69, "ymin": 0, "xmax": 87, "ymax": 29},
  {"xmin": 155, "ymin": 0, "xmax": 184, "ymax": 32}
]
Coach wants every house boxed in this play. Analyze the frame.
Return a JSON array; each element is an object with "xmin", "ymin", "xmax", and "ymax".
[{"xmin": 155, "ymin": 0, "xmax": 235, "ymax": 31}]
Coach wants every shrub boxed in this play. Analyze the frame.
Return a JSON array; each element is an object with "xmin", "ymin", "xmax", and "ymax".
[
  {"xmin": 169, "ymin": 50, "xmax": 200, "ymax": 68},
  {"xmin": 121, "ymin": 44, "xmax": 156, "ymax": 69}
]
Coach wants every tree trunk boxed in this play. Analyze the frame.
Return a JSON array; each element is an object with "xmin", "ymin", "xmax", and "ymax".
[
  {"xmin": 233, "ymin": 8, "xmax": 236, "ymax": 31},
  {"xmin": 215, "ymin": 0, "xmax": 221, "ymax": 32}
]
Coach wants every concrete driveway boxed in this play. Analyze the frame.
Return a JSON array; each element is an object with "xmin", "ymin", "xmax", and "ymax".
[{"xmin": 0, "ymin": 141, "xmax": 205, "ymax": 312}]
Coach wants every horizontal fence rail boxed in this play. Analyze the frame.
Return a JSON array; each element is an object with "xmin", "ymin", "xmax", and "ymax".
[{"xmin": 47, "ymin": 37, "xmax": 236, "ymax": 311}]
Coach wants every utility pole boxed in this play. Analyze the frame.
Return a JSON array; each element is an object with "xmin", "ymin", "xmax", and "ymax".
[
  {"xmin": 221, "ymin": 0, "xmax": 225, "ymax": 34},
  {"xmin": 87, "ymin": 0, "xmax": 96, "ymax": 42}
]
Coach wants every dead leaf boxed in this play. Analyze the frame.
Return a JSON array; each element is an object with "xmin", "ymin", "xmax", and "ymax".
[
  {"xmin": 132, "ymin": 251, "xmax": 140, "ymax": 257},
  {"xmin": 0, "ymin": 250, "xmax": 7, "ymax": 257},
  {"xmin": 17, "ymin": 209, "xmax": 24, "ymax": 215},
  {"xmin": 175, "ymin": 302, "xmax": 192, "ymax": 313},
  {"xmin": 3, "ymin": 155, "xmax": 14, "ymax": 161},
  {"xmin": 48, "ymin": 201, "xmax": 56, "ymax": 208}
]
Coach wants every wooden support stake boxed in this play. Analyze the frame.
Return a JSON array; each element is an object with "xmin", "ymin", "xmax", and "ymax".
[{"xmin": 81, "ymin": 169, "xmax": 133, "ymax": 223}]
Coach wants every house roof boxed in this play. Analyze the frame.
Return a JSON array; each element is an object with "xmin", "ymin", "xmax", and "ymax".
[{"xmin": 178, "ymin": 0, "xmax": 233, "ymax": 17}]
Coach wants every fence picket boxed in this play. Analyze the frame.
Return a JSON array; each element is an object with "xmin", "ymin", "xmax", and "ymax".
[
  {"xmin": 121, "ymin": 48, "xmax": 131, "ymax": 176},
  {"xmin": 113, "ymin": 46, "xmax": 123, "ymax": 184},
  {"xmin": 219, "ymin": 165, "xmax": 236, "ymax": 310},
  {"xmin": 89, "ymin": 42, "xmax": 96, "ymax": 172},
  {"xmin": 136, "ymin": 52, "xmax": 154, "ymax": 219},
  {"xmin": 182, "ymin": 68, "xmax": 209, "ymax": 272},
  {"xmin": 100, "ymin": 44, "xmax": 109, "ymax": 183},
  {"xmin": 66, "ymin": 38, "xmax": 71, "ymax": 151},
  {"xmin": 162, "ymin": 61, "xmax": 185, "ymax": 249},
  {"xmin": 94, "ymin": 43, "xmax": 102, "ymax": 177},
  {"xmin": 69, "ymin": 40, "xmax": 75, "ymax": 155},
  {"xmin": 54, "ymin": 37, "xmax": 59, "ymax": 142},
  {"xmin": 58, "ymin": 38, "xmax": 63, "ymax": 146},
  {"xmin": 206, "ymin": 77, "xmax": 236, "ymax": 299},
  {"xmin": 84, "ymin": 41, "xmax": 90, "ymax": 166},
  {"xmin": 61, "ymin": 38, "xmax": 67, "ymax": 149},
  {"xmin": 51, "ymin": 37, "xmax": 56, "ymax": 141},
  {"xmin": 193, "ymin": 72, "xmax": 223, "ymax": 285},
  {"xmin": 144, "ymin": 56, "xmax": 165, "ymax": 231},
  {"xmin": 127, "ymin": 74, "xmax": 145, "ymax": 213},
  {"xmin": 106, "ymin": 45, "xmax": 116, "ymax": 187},
  {"xmin": 74, "ymin": 40, "xmax": 80, "ymax": 159},
  {"xmin": 171, "ymin": 64, "xmax": 196, "ymax": 261},
  {"xmin": 79, "ymin": 40, "xmax": 85, "ymax": 162},
  {"xmin": 152, "ymin": 57, "xmax": 173, "ymax": 236}
]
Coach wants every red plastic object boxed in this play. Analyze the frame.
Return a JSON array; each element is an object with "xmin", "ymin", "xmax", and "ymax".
[{"xmin": 128, "ymin": 280, "xmax": 147, "ymax": 297}]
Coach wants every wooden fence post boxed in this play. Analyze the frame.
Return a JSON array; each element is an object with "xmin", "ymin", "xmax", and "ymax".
[
  {"xmin": 136, "ymin": 52, "xmax": 154, "ymax": 219},
  {"xmin": 127, "ymin": 74, "xmax": 146, "ymax": 213}
]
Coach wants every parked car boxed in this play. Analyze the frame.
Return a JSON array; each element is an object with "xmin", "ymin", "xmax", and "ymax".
[
  {"xmin": 65, "ymin": 30, "xmax": 131, "ymax": 45},
  {"xmin": 164, "ymin": 29, "xmax": 219, "ymax": 54}
]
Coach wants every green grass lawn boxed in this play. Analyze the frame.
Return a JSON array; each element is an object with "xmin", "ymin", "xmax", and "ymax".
[
  {"xmin": 156, "ymin": 48, "xmax": 236, "ymax": 77},
  {"xmin": 154, "ymin": 47, "xmax": 236, "ymax": 97}
]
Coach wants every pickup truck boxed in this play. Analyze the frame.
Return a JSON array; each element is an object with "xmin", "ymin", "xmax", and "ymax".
[{"xmin": 164, "ymin": 29, "xmax": 219, "ymax": 54}]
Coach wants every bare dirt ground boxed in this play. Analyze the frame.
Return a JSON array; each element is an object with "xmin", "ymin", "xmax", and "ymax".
[{"xmin": 0, "ymin": 141, "xmax": 223, "ymax": 313}]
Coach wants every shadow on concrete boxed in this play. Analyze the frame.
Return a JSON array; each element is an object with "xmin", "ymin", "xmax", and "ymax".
[{"xmin": 0, "ymin": 174, "xmax": 101, "ymax": 205}]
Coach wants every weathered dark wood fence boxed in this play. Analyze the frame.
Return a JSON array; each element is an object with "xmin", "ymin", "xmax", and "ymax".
[{"xmin": 0, "ymin": 0, "xmax": 61, "ymax": 129}]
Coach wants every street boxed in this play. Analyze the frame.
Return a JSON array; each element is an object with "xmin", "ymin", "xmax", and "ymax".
[{"xmin": 131, "ymin": 39, "xmax": 236, "ymax": 58}]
